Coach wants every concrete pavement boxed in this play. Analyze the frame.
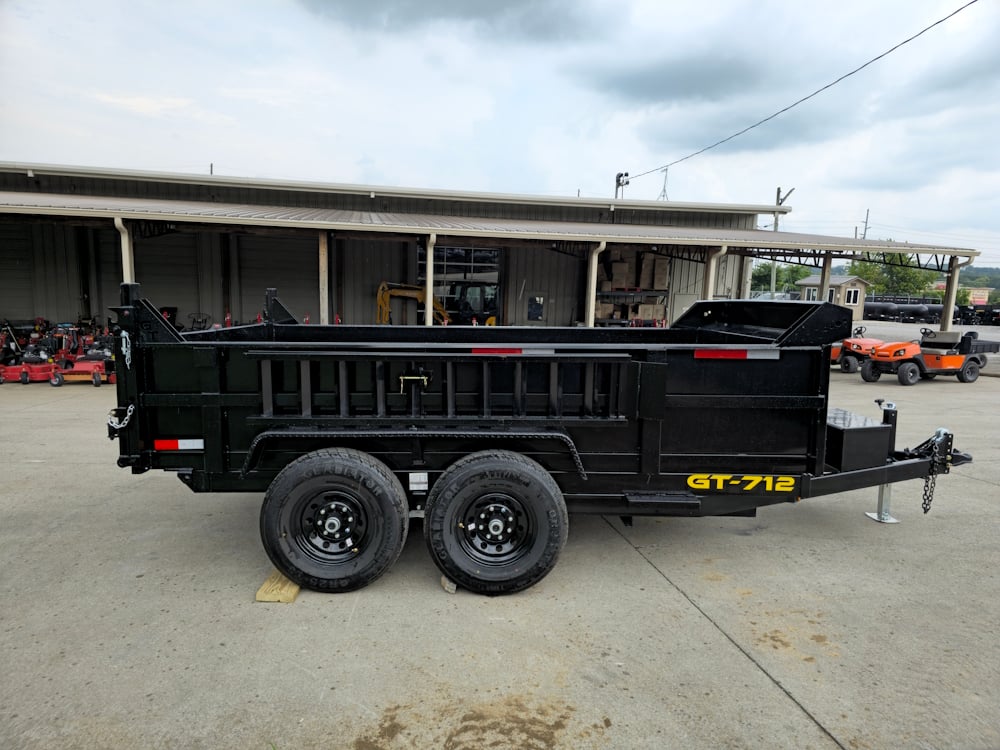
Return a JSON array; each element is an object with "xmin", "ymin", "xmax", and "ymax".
[{"xmin": 0, "ymin": 369, "xmax": 997, "ymax": 749}]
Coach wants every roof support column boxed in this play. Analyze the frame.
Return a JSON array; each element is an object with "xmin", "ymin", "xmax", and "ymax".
[
  {"xmin": 939, "ymin": 255, "xmax": 969, "ymax": 332},
  {"xmin": 424, "ymin": 233, "xmax": 436, "ymax": 326},
  {"xmin": 318, "ymin": 231, "xmax": 330, "ymax": 324},
  {"xmin": 584, "ymin": 241, "xmax": 606, "ymax": 327},
  {"xmin": 738, "ymin": 253, "xmax": 753, "ymax": 299},
  {"xmin": 114, "ymin": 217, "xmax": 135, "ymax": 283},
  {"xmin": 703, "ymin": 245, "xmax": 727, "ymax": 300},
  {"xmin": 818, "ymin": 252, "xmax": 833, "ymax": 302}
]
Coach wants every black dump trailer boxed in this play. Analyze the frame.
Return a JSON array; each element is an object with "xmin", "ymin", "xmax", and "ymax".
[{"xmin": 108, "ymin": 284, "xmax": 971, "ymax": 595}]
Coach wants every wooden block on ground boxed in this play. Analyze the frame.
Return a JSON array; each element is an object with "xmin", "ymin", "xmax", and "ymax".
[{"xmin": 255, "ymin": 569, "xmax": 300, "ymax": 603}]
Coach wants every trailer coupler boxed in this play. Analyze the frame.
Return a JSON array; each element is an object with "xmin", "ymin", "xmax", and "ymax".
[
  {"xmin": 870, "ymin": 428, "xmax": 972, "ymax": 522},
  {"xmin": 892, "ymin": 428, "xmax": 972, "ymax": 474}
]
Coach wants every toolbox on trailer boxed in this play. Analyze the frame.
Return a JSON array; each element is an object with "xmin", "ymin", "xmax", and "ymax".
[{"xmin": 107, "ymin": 284, "xmax": 971, "ymax": 595}]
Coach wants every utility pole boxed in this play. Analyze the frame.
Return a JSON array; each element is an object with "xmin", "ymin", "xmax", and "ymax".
[
  {"xmin": 861, "ymin": 208, "xmax": 870, "ymax": 239},
  {"xmin": 770, "ymin": 187, "xmax": 795, "ymax": 298},
  {"xmin": 614, "ymin": 172, "xmax": 630, "ymax": 199},
  {"xmin": 657, "ymin": 168, "xmax": 669, "ymax": 201}
]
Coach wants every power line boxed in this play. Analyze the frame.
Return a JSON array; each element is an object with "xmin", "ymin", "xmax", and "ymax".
[{"xmin": 626, "ymin": 0, "xmax": 980, "ymax": 183}]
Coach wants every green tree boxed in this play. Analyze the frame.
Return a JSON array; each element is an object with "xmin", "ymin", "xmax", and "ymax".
[
  {"xmin": 751, "ymin": 262, "xmax": 812, "ymax": 293},
  {"xmin": 847, "ymin": 257, "xmax": 935, "ymax": 296},
  {"xmin": 845, "ymin": 260, "xmax": 883, "ymax": 292}
]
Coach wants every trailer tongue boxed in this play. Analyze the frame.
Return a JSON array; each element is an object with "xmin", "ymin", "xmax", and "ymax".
[{"xmin": 108, "ymin": 284, "xmax": 971, "ymax": 595}]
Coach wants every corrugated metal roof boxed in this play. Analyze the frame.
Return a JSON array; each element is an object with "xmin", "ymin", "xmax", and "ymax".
[
  {"xmin": 797, "ymin": 275, "xmax": 870, "ymax": 286},
  {"xmin": 0, "ymin": 190, "xmax": 979, "ymax": 258},
  {"xmin": 0, "ymin": 160, "xmax": 786, "ymax": 215}
]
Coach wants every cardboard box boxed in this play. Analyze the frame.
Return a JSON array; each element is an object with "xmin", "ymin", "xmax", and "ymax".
[
  {"xmin": 596, "ymin": 302, "xmax": 616, "ymax": 319},
  {"xmin": 599, "ymin": 280, "xmax": 613, "ymax": 292},
  {"xmin": 637, "ymin": 303, "xmax": 666, "ymax": 321},
  {"xmin": 639, "ymin": 254, "xmax": 655, "ymax": 289},
  {"xmin": 653, "ymin": 258, "xmax": 670, "ymax": 290},
  {"xmin": 610, "ymin": 262, "xmax": 632, "ymax": 285}
]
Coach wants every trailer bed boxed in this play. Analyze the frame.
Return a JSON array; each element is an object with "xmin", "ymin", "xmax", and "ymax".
[{"xmin": 108, "ymin": 285, "xmax": 969, "ymax": 594}]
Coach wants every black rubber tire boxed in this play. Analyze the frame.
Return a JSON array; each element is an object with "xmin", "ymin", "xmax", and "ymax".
[
  {"xmin": 19, "ymin": 371, "xmax": 29, "ymax": 384},
  {"xmin": 957, "ymin": 361, "xmax": 980, "ymax": 383},
  {"xmin": 49, "ymin": 371, "xmax": 64, "ymax": 387},
  {"xmin": 424, "ymin": 450, "xmax": 568, "ymax": 596},
  {"xmin": 92, "ymin": 371, "xmax": 102, "ymax": 387},
  {"xmin": 840, "ymin": 355, "xmax": 860, "ymax": 374},
  {"xmin": 897, "ymin": 362, "xmax": 920, "ymax": 386},
  {"xmin": 860, "ymin": 360, "xmax": 882, "ymax": 382},
  {"xmin": 260, "ymin": 448, "xmax": 408, "ymax": 593}
]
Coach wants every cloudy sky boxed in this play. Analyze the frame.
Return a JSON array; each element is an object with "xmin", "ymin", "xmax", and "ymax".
[{"xmin": 2, "ymin": 0, "xmax": 998, "ymax": 265}]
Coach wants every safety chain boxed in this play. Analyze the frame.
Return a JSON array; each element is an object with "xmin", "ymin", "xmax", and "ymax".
[
  {"xmin": 921, "ymin": 437, "xmax": 940, "ymax": 514},
  {"xmin": 120, "ymin": 330, "xmax": 132, "ymax": 369},
  {"xmin": 107, "ymin": 403, "xmax": 135, "ymax": 431}
]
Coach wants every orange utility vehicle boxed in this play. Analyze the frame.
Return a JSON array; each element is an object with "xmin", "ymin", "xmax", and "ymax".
[
  {"xmin": 830, "ymin": 326, "xmax": 883, "ymax": 373},
  {"xmin": 860, "ymin": 327, "xmax": 999, "ymax": 385}
]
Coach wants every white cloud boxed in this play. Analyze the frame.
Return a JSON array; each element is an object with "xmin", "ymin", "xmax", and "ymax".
[{"xmin": 93, "ymin": 94, "xmax": 196, "ymax": 118}]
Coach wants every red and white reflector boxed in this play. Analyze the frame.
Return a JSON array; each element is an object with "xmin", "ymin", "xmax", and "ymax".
[
  {"xmin": 153, "ymin": 438, "xmax": 205, "ymax": 451},
  {"xmin": 471, "ymin": 348, "xmax": 523, "ymax": 355},
  {"xmin": 693, "ymin": 349, "xmax": 780, "ymax": 360}
]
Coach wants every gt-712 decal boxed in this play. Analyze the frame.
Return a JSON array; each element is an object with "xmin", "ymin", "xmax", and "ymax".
[{"xmin": 686, "ymin": 474, "xmax": 798, "ymax": 492}]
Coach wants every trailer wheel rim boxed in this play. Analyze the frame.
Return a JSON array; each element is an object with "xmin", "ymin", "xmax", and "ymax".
[
  {"xmin": 458, "ymin": 492, "xmax": 534, "ymax": 566},
  {"xmin": 295, "ymin": 491, "xmax": 373, "ymax": 565}
]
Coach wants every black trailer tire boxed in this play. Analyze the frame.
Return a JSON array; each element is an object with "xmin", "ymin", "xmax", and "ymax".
[
  {"xmin": 19, "ymin": 371, "xmax": 28, "ymax": 384},
  {"xmin": 49, "ymin": 372, "xmax": 64, "ymax": 387},
  {"xmin": 957, "ymin": 360, "xmax": 980, "ymax": 383},
  {"xmin": 840, "ymin": 355, "xmax": 860, "ymax": 374},
  {"xmin": 424, "ymin": 450, "xmax": 568, "ymax": 596},
  {"xmin": 860, "ymin": 360, "xmax": 881, "ymax": 382},
  {"xmin": 897, "ymin": 362, "xmax": 920, "ymax": 386},
  {"xmin": 260, "ymin": 448, "xmax": 408, "ymax": 593},
  {"xmin": 92, "ymin": 371, "xmax": 102, "ymax": 387}
]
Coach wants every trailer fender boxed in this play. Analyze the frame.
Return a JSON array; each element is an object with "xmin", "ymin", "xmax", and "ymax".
[{"xmin": 241, "ymin": 428, "xmax": 589, "ymax": 479}]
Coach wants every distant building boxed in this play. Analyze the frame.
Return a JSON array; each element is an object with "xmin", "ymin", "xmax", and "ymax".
[
  {"xmin": 934, "ymin": 282, "xmax": 992, "ymax": 305},
  {"xmin": 795, "ymin": 275, "xmax": 871, "ymax": 320}
]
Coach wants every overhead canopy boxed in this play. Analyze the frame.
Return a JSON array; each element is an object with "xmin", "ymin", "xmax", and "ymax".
[{"xmin": 0, "ymin": 189, "xmax": 979, "ymax": 271}]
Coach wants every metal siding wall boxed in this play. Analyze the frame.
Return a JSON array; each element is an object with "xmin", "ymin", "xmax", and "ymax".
[
  {"xmin": 0, "ymin": 223, "xmax": 35, "ymax": 318},
  {"xmin": 195, "ymin": 233, "xmax": 224, "ymax": 324},
  {"xmin": 96, "ymin": 229, "xmax": 124, "ymax": 323},
  {"xmin": 30, "ymin": 224, "xmax": 82, "ymax": 323},
  {"xmin": 714, "ymin": 255, "xmax": 745, "ymax": 299},
  {"xmin": 505, "ymin": 247, "xmax": 581, "ymax": 326},
  {"xmin": 237, "ymin": 235, "xmax": 319, "ymax": 323},
  {"xmin": 339, "ymin": 238, "xmax": 410, "ymax": 325},
  {"xmin": 133, "ymin": 233, "xmax": 201, "ymax": 324},
  {"xmin": 668, "ymin": 256, "xmax": 703, "ymax": 321}
]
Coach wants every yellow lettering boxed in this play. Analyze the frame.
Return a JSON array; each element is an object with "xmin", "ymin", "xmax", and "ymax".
[
  {"xmin": 687, "ymin": 474, "xmax": 711, "ymax": 491},
  {"xmin": 686, "ymin": 474, "xmax": 798, "ymax": 493}
]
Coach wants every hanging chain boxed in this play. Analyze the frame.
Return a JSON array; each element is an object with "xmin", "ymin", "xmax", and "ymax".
[
  {"xmin": 107, "ymin": 403, "xmax": 135, "ymax": 431},
  {"xmin": 921, "ymin": 437, "xmax": 940, "ymax": 514}
]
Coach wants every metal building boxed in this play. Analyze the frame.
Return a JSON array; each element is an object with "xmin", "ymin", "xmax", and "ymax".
[{"xmin": 0, "ymin": 162, "xmax": 979, "ymax": 330}]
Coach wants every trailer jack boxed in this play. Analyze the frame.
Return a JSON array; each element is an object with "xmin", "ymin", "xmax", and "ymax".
[
  {"xmin": 866, "ymin": 484, "xmax": 900, "ymax": 524},
  {"xmin": 867, "ymin": 428, "xmax": 971, "ymax": 523}
]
